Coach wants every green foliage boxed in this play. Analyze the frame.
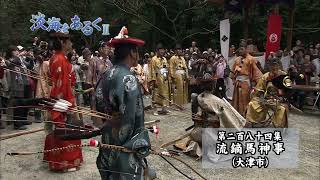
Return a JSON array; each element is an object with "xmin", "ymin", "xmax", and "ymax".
[
  {"xmin": 0, "ymin": 0, "xmax": 319, "ymax": 53},
  {"xmin": 290, "ymin": 0, "xmax": 320, "ymax": 44}
]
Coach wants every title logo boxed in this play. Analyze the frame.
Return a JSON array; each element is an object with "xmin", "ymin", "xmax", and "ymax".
[{"xmin": 30, "ymin": 12, "xmax": 110, "ymax": 36}]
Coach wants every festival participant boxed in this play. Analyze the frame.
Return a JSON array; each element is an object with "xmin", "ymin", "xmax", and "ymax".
[
  {"xmin": 44, "ymin": 32, "xmax": 83, "ymax": 172},
  {"xmin": 150, "ymin": 43, "xmax": 171, "ymax": 115},
  {"xmin": 287, "ymin": 65, "xmax": 306, "ymax": 110},
  {"xmin": 184, "ymin": 52, "xmax": 190, "ymax": 67},
  {"xmin": 39, "ymin": 41, "xmax": 49, "ymax": 50},
  {"xmin": 69, "ymin": 50, "xmax": 84, "ymax": 122},
  {"xmin": 81, "ymin": 48, "xmax": 97, "ymax": 107},
  {"xmin": 246, "ymin": 58, "xmax": 289, "ymax": 128},
  {"xmin": 246, "ymin": 38, "xmax": 258, "ymax": 54},
  {"xmin": 94, "ymin": 26, "xmax": 154, "ymax": 179},
  {"xmin": 312, "ymin": 53, "xmax": 320, "ymax": 78},
  {"xmin": 164, "ymin": 49, "xmax": 172, "ymax": 61},
  {"xmin": 6, "ymin": 46, "xmax": 30, "ymax": 130},
  {"xmin": 143, "ymin": 53, "xmax": 153, "ymax": 97},
  {"xmin": 189, "ymin": 41, "xmax": 200, "ymax": 55},
  {"xmin": 213, "ymin": 56, "xmax": 228, "ymax": 89},
  {"xmin": 292, "ymin": 48, "xmax": 304, "ymax": 67},
  {"xmin": 95, "ymin": 41, "xmax": 113, "ymax": 81},
  {"xmin": 231, "ymin": 46, "xmax": 262, "ymax": 116},
  {"xmin": 131, "ymin": 63, "xmax": 148, "ymax": 94},
  {"xmin": 142, "ymin": 53, "xmax": 151, "ymax": 80},
  {"xmin": 191, "ymin": 52, "xmax": 210, "ymax": 79},
  {"xmin": 264, "ymin": 51, "xmax": 283, "ymax": 73},
  {"xmin": 184, "ymin": 48, "xmax": 190, "ymax": 64},
  {"xmin": 150, "ymin": 51, "xmax": 155, "ymax": 58},
  {"xmin": 229, "ymin": 44, "xmax": 236, "ymax": 57},
  {"xmin": 207, "ymin": 48, "xmax": 213, "ymax": 56},
  {"xmin": 169, "ymin": 44, "xmax": 189, "ymax": 106},
  {"xmin": 202, "ymin": 51, "xmax": 209, "ymax": 61},
  {"xmin": 315, "ymin": 43, "xmax": 320, "ymax": 55},
  {"xmin": 300, "ymin": 54, "xmax": 316, "ymax": 85},
  {"xmin": 0, "ymin": 56, "xmax": 9, "ymax": 129},
  {"xmin": 293, "ymin": 39, "xmax": 304, "ymax": 52},
  {"xmin": 189, "ymin": 51, "xmax": 214, "ymax": 95},
  {"xmin": 89, "ymin": 42, "xmax": 113, "ymax": 116},
  {"xmin": 34, "ymin": 47, "xmax": 51, "ymax": 123},
  {"xmin": 307, "ymin": 44, "xmax": 315, "ymax": 55},
  {"xmin": 32, "ymin": 36, "xmax": 39, "ymax": 47},
  {"xmin": 188, "ymin": 51, "xmax": 198, "ymax": 71}
]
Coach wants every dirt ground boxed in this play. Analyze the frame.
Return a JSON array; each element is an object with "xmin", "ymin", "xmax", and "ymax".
[{"xmin": 0, "ymin": 100, "xmax": 319, "ymax": 180}]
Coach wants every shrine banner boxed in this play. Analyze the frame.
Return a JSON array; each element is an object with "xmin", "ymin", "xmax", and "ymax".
[
  {"xmin": 220, "ymin": 19, "xmax": 230, "ymax": 61},
  {"xmin": 265, "ymin": 14, "xmax": 282, "ymax": 58}
]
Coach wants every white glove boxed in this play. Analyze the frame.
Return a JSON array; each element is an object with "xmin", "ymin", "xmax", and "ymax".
[
  {"xmin": 57, "ymin": 99, "xmax": 72, "ymax": 106},
  {"xmin": 52, "ymin": 99, "xmax": 72, "ymax": 112}
]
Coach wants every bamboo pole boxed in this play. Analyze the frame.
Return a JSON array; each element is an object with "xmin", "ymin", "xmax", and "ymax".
[
  {"xmin": 144, "ymin": 120, "xmax": 160, "ymax": 126},
  {"xmin": 76, "ymin": 106, "xmax": 107, "ymax": 116},
  {"xmin": 286, "ymin": 7, "xmax": 295, "ymax": 50},
  {"xmin": 160, "ymin": 132, "xmax": 192, "ymax": 148},
  {"xmin": 0, "ymin": 128, "xmax": 44, "ymax": 141}
]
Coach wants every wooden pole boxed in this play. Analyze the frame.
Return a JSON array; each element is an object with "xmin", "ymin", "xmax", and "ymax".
[
  {"xmin": 0, "ymin": 128, "xmax": 44, "ymax": 141},
  {"xmin": 243, "ymin": 0, "xmax": 249, "ymax": 40},
  {"xmin": 144, "ymin": 120, "xmax": 160, "ymax": 126},
  {"xmin": 274, "ymin": 4, "xmax": 279, "ymax": 14},
  {"xmin": 160, "ymin": 132, "xmax": 192, "ymax": 148}
]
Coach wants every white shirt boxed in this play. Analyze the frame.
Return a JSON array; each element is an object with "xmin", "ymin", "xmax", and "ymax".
[
  {"xmin": 143, "ymin": 64, "xmax": 149, "ymax": 76},
  {"xmin": 312, "ymin": 58, "xmax": 320, "ymax": 76}
]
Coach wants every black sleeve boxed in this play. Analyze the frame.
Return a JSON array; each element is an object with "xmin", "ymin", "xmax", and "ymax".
[
  {"xmin": 57, "ymin": 129, "xmax": 102, "ymax": 140},
  {"xmin": 24, "ymin": 57, "xmax": 35, "ymax": 70}
]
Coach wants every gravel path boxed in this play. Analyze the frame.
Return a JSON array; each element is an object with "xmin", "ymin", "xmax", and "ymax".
[{"xmin": 0, "ymin": 103, "xmax": 319, "ymax": 180}]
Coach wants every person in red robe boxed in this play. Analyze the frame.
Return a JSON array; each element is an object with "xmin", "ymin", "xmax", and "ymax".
[{"xmin": 44, "ymin": 32, "xmax": 83, "ymax": 172}]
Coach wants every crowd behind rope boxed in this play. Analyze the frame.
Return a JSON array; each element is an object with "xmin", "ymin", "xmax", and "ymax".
[{"xmin": 0, "ymin": 37, "xmax": 319, "ymax": 130}]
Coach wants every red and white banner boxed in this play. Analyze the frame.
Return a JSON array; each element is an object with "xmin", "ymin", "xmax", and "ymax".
[{"xmin": 265, "ymin": 14, "xmax": 282, "ymax": 59}]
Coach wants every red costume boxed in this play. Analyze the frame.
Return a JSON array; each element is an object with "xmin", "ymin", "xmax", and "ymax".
[{"xmin": 44, "ymin": 51, "xmax": 83, "ymax": 171}]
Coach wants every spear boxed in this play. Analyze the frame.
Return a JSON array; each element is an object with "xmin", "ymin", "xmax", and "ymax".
[
  {"xmin": 67, "ymin": 107, "xmax": 111, "ymax": 119},
  {"xmin": 76, "ymin": 106, "xmax": 109, "ymax": 117},
  {"xmin": 0, "ymin": 105, "xmax": 41, "ymax": 110},
  {"xmin": 0, "ymin": 119, "xmax": 161, "ymax": 141},
  {"xmin": 144, "ymin": 120, "xmax": 160, "ymax": 126},
  {"xmin": 5, "ymin": 139, "xmax": 207, "ymax": 180},
  {"xmin": 1, "ymin": 119, "xmax": 94, "ymax": 131},
  {"xmin": 38, "ymin": 101, "xmax": 112, "ymax": 120},
  {"xmin": 0, "ymin": 128, "xmax": 44, "ymax": 141},
  {"xmin": 159, "ymin": 132, "xmax": 192, "ymax": 148},
  {"xmin": 47, "ymin": 98, "xmax": 111, "ymax": 117}
]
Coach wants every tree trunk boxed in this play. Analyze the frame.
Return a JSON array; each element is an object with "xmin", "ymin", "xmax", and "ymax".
[
  {"xmin": 151, "ymin": 6, "xmax": 156, "ymax": 50},
  {"xmin": 243, "ymin": 0, "xmax": 250, "ymax": 40},
  {"xmin": 286, "ymin": 8, "xmax": 294, "ymax": 50},
  {"xmin": 274, "ymin": 4, "xmax": 279, "ymax": 14}
]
